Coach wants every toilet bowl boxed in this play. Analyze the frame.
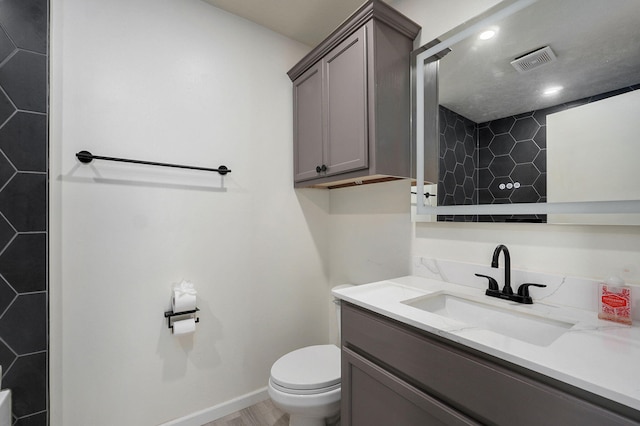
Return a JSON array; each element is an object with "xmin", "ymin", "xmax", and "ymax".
[
  {"xmin": 268, "ymin": 344, "xmax": 341, "ymax": 426},
  {"xmin": 269, "ymin": 286, "xmax": 351, "ymax": 426}
]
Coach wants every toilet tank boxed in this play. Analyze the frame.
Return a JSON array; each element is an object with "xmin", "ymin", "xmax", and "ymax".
[{"xmin": 332, "ymin": 284, "xmax": 354, "ymax": 343}]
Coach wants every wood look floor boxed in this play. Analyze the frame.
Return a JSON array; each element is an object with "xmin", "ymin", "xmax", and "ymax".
[{"xmin": 203, "ymin": 399, "xmax": 289, "ymax": 426}]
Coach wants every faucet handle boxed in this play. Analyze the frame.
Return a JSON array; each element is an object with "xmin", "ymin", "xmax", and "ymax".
[
  {"xmin": 475, "ymin": 274, "xmax": 499, "ymax": 291},
  {"xmin": 517, "ymin": 283, "xmax": 547, "ymax": 297}
]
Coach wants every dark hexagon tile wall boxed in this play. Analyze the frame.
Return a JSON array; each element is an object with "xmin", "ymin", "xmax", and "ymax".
[
  {"xmin": 0, "ymin": 337, "xmax": 16, "ymax": 376},
  {"xmin": 0, "ymin": 91, "xmax": 15, "ymax": 132},
  {"xmin": 0, "ymin": 215, "xmax": 15, "ymax": 254},
  {"xmin": 439, "ymin": 85, "xmax": 639, "ymax": 223},
  {"xmin": 0, "ymin": 152, "xmax": 16, "ymax": 188},
  {"xmin": 14, "ymin": 411, "xmax": 48, "ymax": 426},
  {"xmin": 0, "ymin": 27, "xmax": 15, "ymax": 64},
  {"xmin": 0, "ymin": 113, "xmax": 47, "ymax": 171},
  {"xmin": 0, "ymin": 0, "xmax": 49, "ymax": 424},
  {"xmin": 0, "ymin": 234, "xmax": 47, "ymax": 293},
  {"xmin": 0, "ymin": 0, "xmax": 47, "ymax": 54},
  {"xmin": 0, "ymin": 294, "xmax": 47, "ymax": 354},
  {"xmin": 0, "ymin": 51, "xmax": 47, "ymax": 113},
  {"xmin": 0, "ymin": 276, "xmax": 16, "ymax": 318},
  {"xmin": 3, "ymin": 352, "xmax": 47, "ymax": 418},
  {"xmin": 437, "ymin": 106, "xmax": 477, "ymax": 222},
  {"xmin": 0, "ymin": 173, "xmax": 47, "ymax": 232}
]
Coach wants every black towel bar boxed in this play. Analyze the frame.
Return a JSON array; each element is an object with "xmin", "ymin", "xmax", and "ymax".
[{"xmin": 76, "ymin": 150, "xmax": 230, "ymax": 175}]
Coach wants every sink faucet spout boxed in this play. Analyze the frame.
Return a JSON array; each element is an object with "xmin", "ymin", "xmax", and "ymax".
[{"xmin": 491, "ymin": 244, "xmax": 513, "ymax": 295}]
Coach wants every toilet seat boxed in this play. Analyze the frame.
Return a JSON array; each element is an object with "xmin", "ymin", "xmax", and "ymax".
[{"xmin": 270, "ymin": 345, "xmax": 341, "ymax": 395}]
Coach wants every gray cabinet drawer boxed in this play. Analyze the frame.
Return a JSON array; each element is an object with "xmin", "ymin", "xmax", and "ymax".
[{"xmin": 342, "ymin": 303, "xmax": 638, "ymax": 426}]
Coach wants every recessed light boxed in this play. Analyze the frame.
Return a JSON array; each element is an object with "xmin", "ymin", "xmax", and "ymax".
[
  {"xmin": 479, "ymin": 30, "xmax": 496, "ymax": 40},
  {"xmin": 543, "ymin": 86, "xmax": 563, "ymax": 96}
]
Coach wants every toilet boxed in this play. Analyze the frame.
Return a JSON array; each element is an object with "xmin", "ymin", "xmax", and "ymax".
[
  {"xmin": 268, "ymin": 344, "xmax": 341, "ymax": 426},
  {"xmin": 268, "ymin": 287, "xmax": 350, "ymax": 426}
]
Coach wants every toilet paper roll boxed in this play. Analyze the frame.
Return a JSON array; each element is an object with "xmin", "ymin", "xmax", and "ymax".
[
  {"xmin": 172, "ymin": 280, "xmax": 197, "ymax": 312},
  {"xmin": 172, "ymin": 318, "xmax": 196, "ymax": 335},
  {"xmin": 172, "ymin": 291, "xmax": 197, "ymax": 313}
]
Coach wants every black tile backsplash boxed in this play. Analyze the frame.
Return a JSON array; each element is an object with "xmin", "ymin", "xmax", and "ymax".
[
  {"xmin": 438, "ymin": 85, "xmax": 639, "ymax": 223},
  {"xmin": 0, "ymin": 0, "xmax": 49, "ymax": 424}
]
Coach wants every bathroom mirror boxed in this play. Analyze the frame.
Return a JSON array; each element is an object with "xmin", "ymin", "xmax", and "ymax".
[{"xmin": 413, "ymin": 0, "xmax": 640, "ymax": 224}]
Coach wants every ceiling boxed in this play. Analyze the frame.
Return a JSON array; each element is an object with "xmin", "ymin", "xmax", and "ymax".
[
  {"xmin": 203, "ymin": 0, "xmax": 369, "ymax": 46},
  {"xmin": 438, "ymin": 0, "xmax": 640, "ymax": 122},
  {"xmin": 203, "ymin": 0, "xmax": 640, "ymax": 123}
]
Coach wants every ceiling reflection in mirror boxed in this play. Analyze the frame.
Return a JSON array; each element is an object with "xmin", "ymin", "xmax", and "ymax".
[{"xmin": 415, "ymin": 0, "xmax": 640, "ymax": 224}]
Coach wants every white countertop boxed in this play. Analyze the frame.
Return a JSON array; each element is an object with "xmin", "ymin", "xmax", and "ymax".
[{"xmin": 332, "ymin": 275, "xmax": 640, "ymax": 412}]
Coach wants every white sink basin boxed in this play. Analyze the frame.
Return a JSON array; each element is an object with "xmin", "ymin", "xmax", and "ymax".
[{"xmin": 402, "ymin": 291, "xmax": 576, "ymax": 346}]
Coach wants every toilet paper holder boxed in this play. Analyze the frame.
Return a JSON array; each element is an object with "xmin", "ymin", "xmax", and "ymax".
[{"xmin": 164, "ymin": 308, "xmax": 200, "ymax": 330}]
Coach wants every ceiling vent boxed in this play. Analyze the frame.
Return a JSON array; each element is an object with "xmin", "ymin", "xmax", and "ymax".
[{"xmin": 510, "ymin": 46, "xmax": 557, "ymax": 73}]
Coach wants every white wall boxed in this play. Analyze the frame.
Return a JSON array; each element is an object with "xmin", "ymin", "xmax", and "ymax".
[{"xmin": 50, "ymin": 0, "xmax": 331, "ymax": 424}]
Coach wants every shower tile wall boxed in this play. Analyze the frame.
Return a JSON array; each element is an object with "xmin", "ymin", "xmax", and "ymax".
[
  {"xmin": 0, "ymin": 0, "xmax": 49, "ymax": 425},
  {"xmin": 437, "ymin": 106, "xmax": 477, "ymax": 222},
  {"xmin": 439, "ymin": 85, "xmax": 639, "ymax": 223},
  {"xmin": 476, "ymin": 111, "xmax": 547, "ymax": 223}
]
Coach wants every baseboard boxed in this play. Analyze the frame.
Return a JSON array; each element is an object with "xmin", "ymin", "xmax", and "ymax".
[{"xmin": 160, "ymin": 387, "xmax": 269, "ymax": 426}]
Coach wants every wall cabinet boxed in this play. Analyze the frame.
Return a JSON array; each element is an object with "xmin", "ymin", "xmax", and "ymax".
[
  {"xmin": 288, "ymin": 0, "xmax": 420, "ymax": 188},
  {"xmin": 341, "ymin": 302, "xmax": 640, "ymax": 426}
]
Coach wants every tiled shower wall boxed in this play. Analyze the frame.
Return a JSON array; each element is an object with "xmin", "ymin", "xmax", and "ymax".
[
  {"xmin": 439, "ymin": 85, "xmax": 639, "ymax": 223},
  {"xmin": 0, "ymin": 0, "xmax": 49, "ymax": 425},
  {"xmin": 437, "ymin": 106, "xmax": 477, "ymax": 222}
]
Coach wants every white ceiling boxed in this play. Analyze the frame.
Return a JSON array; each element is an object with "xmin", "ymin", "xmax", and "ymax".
[
  {"xmin": 203, "ymin": 0, "xmax": 368, "ymax": 46},
  {"xmin": 203, "ymin": 0, "xmax": 640, "ymax": 123},
  {"xmin": 439, "ymin": 0, "xmax": 640, "ymax": 122}
]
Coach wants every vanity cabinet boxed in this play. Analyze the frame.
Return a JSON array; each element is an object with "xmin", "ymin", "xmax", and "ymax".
[
  {"xmin": 288, "ymin": 0, "xmax": 420, "ymax": 188},
  {"xmin": 341, "ymin": 302, "xmax": 640, "ymax": 426}
]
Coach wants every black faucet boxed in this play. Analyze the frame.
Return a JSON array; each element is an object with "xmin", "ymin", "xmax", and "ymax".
[
  {"xmin": 475, "ymin": 244, "xmax": 547, "ymax": 304},
  {"xmin": 491, "ymin": 244, "xmax": 513, "ymax": 295}
]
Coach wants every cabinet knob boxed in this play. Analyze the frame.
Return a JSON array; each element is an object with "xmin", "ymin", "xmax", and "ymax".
[
  {"xmin": 316, "ymin": 165, "xmax": 328, "ymax": 173},
  {"xmin": 316, "ymin": 166, "xmax": 322, "ymax": 173}
]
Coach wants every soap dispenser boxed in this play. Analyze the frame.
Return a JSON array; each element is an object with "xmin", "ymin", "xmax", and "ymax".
[{"xmin": 598, "ymin": 275, "xmax": 632, "ymax": 325}]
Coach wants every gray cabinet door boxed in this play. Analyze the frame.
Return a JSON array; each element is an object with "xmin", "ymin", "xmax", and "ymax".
[
  {"xmin": 293, "ymin": 62, "xmax": 324, "ymax": 182},
  {"xmin": 342, "ymin": 347, "xmax": 480, "ymax": 426},
  {"xmin": 323, "ymin": 25, "xmax": 369, "ymax": 177}
]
